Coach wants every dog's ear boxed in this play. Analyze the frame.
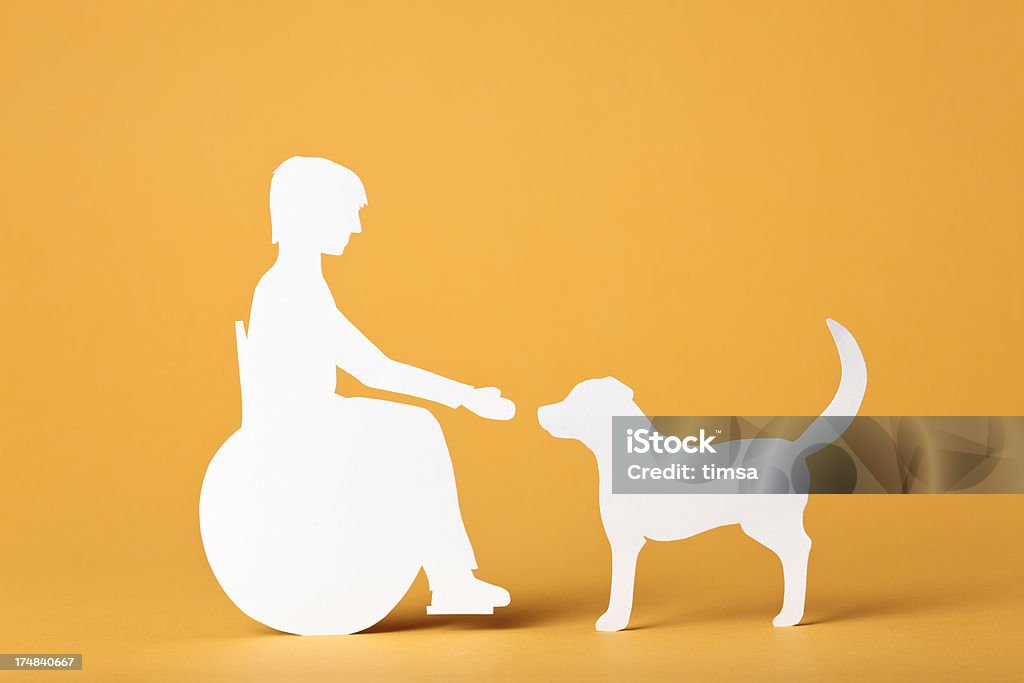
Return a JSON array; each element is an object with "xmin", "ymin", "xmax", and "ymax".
[{"xmin": 602, "ymin": 376, "xmax": 635, "ymax": 402}]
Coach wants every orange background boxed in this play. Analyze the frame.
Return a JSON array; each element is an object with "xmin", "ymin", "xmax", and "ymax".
[{"xmin": 1, "ymin": 1, "xmax": 1022, "ymax": 680}]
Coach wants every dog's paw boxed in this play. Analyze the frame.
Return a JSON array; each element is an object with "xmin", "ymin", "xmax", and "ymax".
[
  {"xmin": 596, "ymin": 611, "xmax": 629, "ymax": 632},
  {"xmin": 772, "ymin": 611, "xmax": 803, "ymax": 627}
]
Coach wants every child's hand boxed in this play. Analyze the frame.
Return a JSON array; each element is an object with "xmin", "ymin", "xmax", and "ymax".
[{"xmin": 463, "ymin": 387, "xmax": 516, "ymax": 420}]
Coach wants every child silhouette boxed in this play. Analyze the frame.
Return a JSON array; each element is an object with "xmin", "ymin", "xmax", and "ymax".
[{"xmin": 201, "ymin": 157, "xmax": 513, "ymax": 634}]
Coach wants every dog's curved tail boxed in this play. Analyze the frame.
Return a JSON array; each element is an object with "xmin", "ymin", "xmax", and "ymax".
[{"xmin": 792, "ymin": 318, "xmax": 867, "ymax": 456}]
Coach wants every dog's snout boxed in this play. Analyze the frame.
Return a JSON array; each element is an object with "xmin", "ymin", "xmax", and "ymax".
[
  {"xmin": 539, "ymin": 403, "xmax": 569, "ymax": 436},
  {"xmin": 537, "ymin": 404, "xmax": 555, "ymax": 431}
]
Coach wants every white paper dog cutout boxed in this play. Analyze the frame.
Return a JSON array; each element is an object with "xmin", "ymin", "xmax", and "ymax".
[
  {"xmin": 538, "ymin": 319, "xmax": 867, "ymax": 631},
  {"xmin": 200, "ymin": 157, "xmax": 514, "ymax": 635}
]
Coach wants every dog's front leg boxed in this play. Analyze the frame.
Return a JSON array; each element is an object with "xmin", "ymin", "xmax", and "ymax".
[{"xmin": 596, "ymin": 535, "xmax": 646, "ymax": 632}]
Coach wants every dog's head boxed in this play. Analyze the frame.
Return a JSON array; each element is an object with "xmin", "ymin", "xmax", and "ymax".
[{"xmin": 537, "ymin": 376, "xmax": 638, "ymax": 447}]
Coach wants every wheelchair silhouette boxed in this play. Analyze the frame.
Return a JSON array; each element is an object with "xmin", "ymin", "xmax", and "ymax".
[{"xmin": 199, "ymin": 321, "xmax": 422, "ymax": 635}]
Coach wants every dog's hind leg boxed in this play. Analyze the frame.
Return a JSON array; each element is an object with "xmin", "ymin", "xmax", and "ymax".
[
  {"xmin": 740, "ymin": 511, "xmax": 811, "ymax": 627},
  {"xmin": 596, "ymin": 535, "xmax": 646, "ymax": 632}
]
